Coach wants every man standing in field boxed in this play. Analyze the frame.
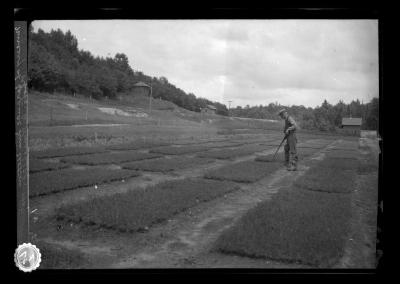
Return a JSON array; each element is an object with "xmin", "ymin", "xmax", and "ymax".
[{"xmin": 278, "ymin": 109, "xmax": 298, "ymax": 171}]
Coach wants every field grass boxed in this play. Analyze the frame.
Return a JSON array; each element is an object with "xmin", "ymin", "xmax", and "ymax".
[
  {"xmin": 106, "ymin": 140, "xmax": 169, "ymax": 151},
  {"xmin": 36, "ymin": 240, "xmax": 88, "ymax": 269},
  {"xmin": 60, "ymin": 151, "xmax": 163, "ymax": 165},
  {"xmin": 324, "ymin": 150, "xmax": 359, "ymax": 159},
  {"xmin": 56, "ymin": 178, "xmax": 239, "ymax": 232},
  {"xmin": 358, "ymin": 154, "xmax": 379, "ymax": 174},
  {"xmin": 213, "ymin": 187, "xmax": 351, "ymax": 267},
  {"xmin": 294, "ymin": 158, "xmax": 357, "ymax": 193},
  {"xmin": 317, "ymin": 157, "xmax": 360, "ymax": 170},
  {"xmin": 254, "ymin": 153, "xmax": 285, "ymax": 162},
  {"xmin": 204, "ymin": 160, "xmax": 282, "ymax": 183},
  {"xmin": 297, "ymin": 147, "xmax": 322, "ymax": 157},
  {"xmin": 200, "ymin": 141, "xmax": 245, "ymax": 148},
  {"xmin": 149, "ymin": 145, "xmax": 209, "ymax": 155},
  {"xmin": 254, "ymin": 147, "xmax": 320, "ymax": 162},
  {"xmin": 121, "ymin": 156, "xmax": 215, "ymax": 172},
  {"xmin": 30, "ymin": 168, "xmax": 140, "ymax": 197},
  {"xmin": 197, "ymin": 144, "xmax": 270, "ymax": 160},
  {"xmin": 29, "ymin": 158, "xmax": 69, "ymax": 173},
  {"xmin": 30, "ymin": 146, "xmax": 107, "ymax": 159},
  {"xmin": 296, "ymin": 142, "xmax": 332, "ymax": 149}
]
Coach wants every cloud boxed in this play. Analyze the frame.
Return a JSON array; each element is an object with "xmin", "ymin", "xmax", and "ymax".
[{"xmin": 32, "ymin": 20, "xmax": 378, "ymax": 108}]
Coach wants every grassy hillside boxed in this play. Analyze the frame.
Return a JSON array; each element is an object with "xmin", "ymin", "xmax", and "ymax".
[{"xmin": 28, "ymin": 92, "xmax": 297, "ymax": 150}]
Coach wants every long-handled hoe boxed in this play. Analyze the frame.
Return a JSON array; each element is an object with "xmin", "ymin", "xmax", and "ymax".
[{"xmin": 270, "ymin": 134, "xmax": 288, "ymax": 162}]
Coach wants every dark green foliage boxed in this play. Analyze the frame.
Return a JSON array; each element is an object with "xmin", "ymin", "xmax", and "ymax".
[
  {"xmin": 60, "ymin": 152, "xmax": 163, "ymax": 165},
  {"xmin": 30, "ymin": 146, "xmax": 106, "ymax": 159},
  {"xmin": 29, "ymin": 158, "xmax": 69, "ymax": 173},
  {"xmin": 204, "ymin": 161, "xmax": 282, "ymax": 183},
  {"xmin": 30, "ymin": 168, "xmax": 139, "ymax": 197},
  {"xmin": 56, "ymin": 178, "xmax": 239, "ymax": 232},
  {"xmin": 28, "ymin": 28, "xmax": 228, "ymax": 115},
  {"xmin": 229, "ymin": 98, "xmax": 379, "ymax": 132},
  {"xmin": 121, "ymin": 157, "xmax": 214, "ymax": 172},
  {"xmin": 214, "ymin": 187, "xmax": 351, "ymax": 267}
]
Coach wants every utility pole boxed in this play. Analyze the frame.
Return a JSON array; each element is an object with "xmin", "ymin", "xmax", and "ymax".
[
  {"xmin": 228, "ymin": 100, "xmax": 232, "ymax": 117},
  {"xmin": 149, "ymin": 84, "xmax": 152, "ymax": 115}
]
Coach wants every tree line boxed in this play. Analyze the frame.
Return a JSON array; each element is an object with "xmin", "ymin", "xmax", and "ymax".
[
  {"xmin": 230, "ymin": 98, "xmax": 379, "ymax": 131},
  {"xmin": 28, "ymin": 27, "xmax": 378, "ymax": 131},
  {"xmin": 28, "ymin": 28, "xmax": 229, "ymax": 115}
]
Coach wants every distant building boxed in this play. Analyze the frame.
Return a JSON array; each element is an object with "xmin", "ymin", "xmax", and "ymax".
[
  {"xmin": 132, "ymin": 82, "xmax": 151, "ymax": 96},
  {"xmin": 117, "ymin": 81, "xmax": 151, "ymax": 103},
  {"xmin": 201, "ymin": 105, "xmax": 217, "ymax": 115},
  {"xmin": 341, "ymin": 117, "xmax": 362, "ymax": 136}
]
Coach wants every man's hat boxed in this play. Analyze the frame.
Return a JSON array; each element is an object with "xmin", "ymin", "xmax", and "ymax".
[{"xmin": 277, "ymin": 109, "xmax": 287, "ymax": 116}]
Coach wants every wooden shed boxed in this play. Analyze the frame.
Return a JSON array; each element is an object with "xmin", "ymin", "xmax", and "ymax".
[
  {"xmin": 341, "ymin": 117, "xmax": 362, "ymax": 136},
  {"xmin": 201, "ymin": 105, "xmax": 217, "ymax": 115},
  {"xmin": 117, "ymin": 81, "xmax": 151, "ymax": 103}
]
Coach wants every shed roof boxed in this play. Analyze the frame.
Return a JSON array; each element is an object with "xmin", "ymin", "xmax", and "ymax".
[
  {"xmin": 206, "ymin": 104, "xmax": 217, "ymax": 110},
  {"xmin": 133, "ymin": 81, "xmax": 150, "ymax": 88},
  {"xmin": 342, "ymin": 117, "xmax": 362, "ymax": 126}
]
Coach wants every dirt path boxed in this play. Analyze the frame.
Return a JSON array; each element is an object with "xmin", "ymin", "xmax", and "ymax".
[
  {"xmin": 334, "ymin": 137, "xmax": 379, "ymax": 268},
  {"xmin": 32, "ymin": 138, "xmax": 339, "ymax": 268}
]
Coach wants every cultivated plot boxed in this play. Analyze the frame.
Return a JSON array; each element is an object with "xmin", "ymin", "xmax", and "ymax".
[
  {"xmin": 294, "ymin": 154, "xmax": 358, "ymax": 193},
  {"xmin": 121, "ymin": 156, "xmax": 215, "ymax": 173},
  {"xmin": 106, "ymin": 140, "xmax": 170, "ymax": 151},
  {"xmin": 197, "ymin": 144, "xmax": 271, "ymax": 160},
  {"xmin": 214, "ymin": 187, "xmax": 351, "ymax": 267},
  {"xmin": 324, "ymin": 150, "xmax": 359, "ymax": 160},
  {"xmin": 29, "ymin": 158, "xmax": 70, "ymax": 173},
  {"xmin": 60, "ymin": 151, "xmax": 163, "ymax": 165},
  {"xmin": 30, "ymin": 168, "xmax": 139, "ymax": 197},
  {"xmin": 204, "ymin": 160, "xmax": 282, "ymax": 183},
  {"xmin": 150, "ymin": 145, "xmax": 209, "ymax": 155},
  {"xmin": 31, "ymin": 146, "xmax": 107, "ymax": 159},
  {"xmin": 56, "ymin": 178, "xmax": 240, "ymax": 233}
]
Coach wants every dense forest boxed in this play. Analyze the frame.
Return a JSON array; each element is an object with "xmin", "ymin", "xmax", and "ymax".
[
  {"xmin": 230, "ymin": 98, "xmax": 379, "ymax": 131},
  {"xmin": 28, "ymin": 27, "xmax": 379, "ymax": 131},
  {"xmin": 28, "ymin": 28, "xmax": 229, "ymax": 115}
]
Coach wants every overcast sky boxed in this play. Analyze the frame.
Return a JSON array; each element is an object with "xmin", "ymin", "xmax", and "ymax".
[{"xmin": 32, "ymin": 20, "xmax": 378, "ymax": 108}]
